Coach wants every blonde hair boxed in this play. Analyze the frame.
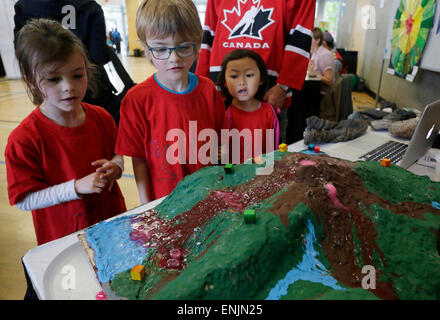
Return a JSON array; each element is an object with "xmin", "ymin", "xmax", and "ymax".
[
  {"xmin": 15, "ymin": 18, "xmax": 97, "ymax": 105},
  {"xmin": 136, "ymin": 0, "xmax": 202, "ymax": 45}
]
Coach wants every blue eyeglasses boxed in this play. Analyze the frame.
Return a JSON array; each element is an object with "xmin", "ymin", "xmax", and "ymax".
[{"xmin": 146, "ymin": 43, "xmax": 196, "ymax": 60}]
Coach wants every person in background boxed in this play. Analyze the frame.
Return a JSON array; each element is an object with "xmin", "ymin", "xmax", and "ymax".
[
  {"xmin": 322, "ymin": 31, "xmax": 347, "ymax": 78},
  {"xmin": 308, "ymin": 27, "xmax": 335, "ymax": 98},
  {"xmin": 112, "ymin": 28, "xmax": 122, "ymax": 54},
  {"xmin": 116, "ymin": 0, "xmax": 226, "ymax": 204},
  {"xmin": 108, "ymin": 29, "xmax": 114, "ymax": 46},
  {"xmin": 216, "ymin": 49, "xmax": 279, "ymax": 163},
  {"xmin": 286, "ymin": 28, "xmax": 334, "ymax": 144},
  {"xmin": 195, "ymin": 0, "xmax": 316, "ymax": 143}
]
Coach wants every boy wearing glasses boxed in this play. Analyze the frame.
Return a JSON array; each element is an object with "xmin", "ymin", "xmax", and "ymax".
[{"xmin": 116, "ymin": 0, "xmax": 225, "ymax": 203}]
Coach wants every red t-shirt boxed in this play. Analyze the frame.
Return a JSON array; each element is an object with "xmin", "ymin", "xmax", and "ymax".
[
  {"xmin": 226, "ymin": 102, "xmax": 279, "ymax": 163},
  {"xmin": 5, "ymin": 103, "xmax": 126, "ymax": 245},
  {"xmin": 116, "ymin": 75, "xmax": 226, "ymax": 201}
]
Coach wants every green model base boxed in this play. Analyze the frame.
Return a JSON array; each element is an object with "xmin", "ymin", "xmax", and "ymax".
[{"xmin": 92, "ymin": 152, "xmax": 440, "ymax": 300}]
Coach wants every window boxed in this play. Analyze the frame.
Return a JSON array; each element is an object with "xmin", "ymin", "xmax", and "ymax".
[
  {"xmin": 316, "ymin": 0, "xmax": 343, "ymax": 42},
  {"xmin": 193, "ymin": 0, "xmax": 207, "ymax": 25}
]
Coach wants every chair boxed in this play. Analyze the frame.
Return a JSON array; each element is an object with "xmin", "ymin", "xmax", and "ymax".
[
  {"xmin": 319, "ymin": 77, "xmax": 342, "ymax": 121},
  {"xmin": 339, "ymin": 73, "xmax": 354, "ymax": 120},
  {"xmin": 319, "ymin": 74, "xmax": 353, "ymax": 122}
]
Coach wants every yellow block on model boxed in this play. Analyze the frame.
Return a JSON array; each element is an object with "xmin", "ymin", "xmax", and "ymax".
[{"xmin": 130, "ymin": 265, "xmax": 146, "ymax": 281}]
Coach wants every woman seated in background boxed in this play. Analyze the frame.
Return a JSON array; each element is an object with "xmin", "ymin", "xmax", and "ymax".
[
  {"xmin": 286, "ymin": 28, "xmax": 335, "ymax": 144},
  {"xmin": 308, "ymin": 27, "xmax": 334, "ymax": 101},
  {"xmin": 322, "ymin": 31, "xmax": 347, "ymax": 79}
]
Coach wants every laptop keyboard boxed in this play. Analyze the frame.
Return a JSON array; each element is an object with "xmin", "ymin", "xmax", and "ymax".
[{"xmin": 360, "ymin": 140, "xmax": 408, "ymax": 164}]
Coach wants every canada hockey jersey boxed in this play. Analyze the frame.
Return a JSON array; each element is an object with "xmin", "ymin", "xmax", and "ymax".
[{"xmin": 196, "ymin": 0, "xmax": 316, "ymax": 91}]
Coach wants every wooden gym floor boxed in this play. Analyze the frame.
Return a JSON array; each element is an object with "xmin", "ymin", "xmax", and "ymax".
[{"xmin": 0, "ymin": 55, "xmax": 376, "ymax": 299}]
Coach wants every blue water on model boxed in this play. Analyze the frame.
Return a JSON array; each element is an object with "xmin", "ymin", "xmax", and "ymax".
[
  {"xmin": 266, "ymin": 220, "xmax": 346, "ymax": 300},
  {"xmin": 86, "ymin": 214, "xmax": 147, "ymax": 283},
  {"xmin": 87, "ymin": 214, "xmax": 346, "ymax": 295}
]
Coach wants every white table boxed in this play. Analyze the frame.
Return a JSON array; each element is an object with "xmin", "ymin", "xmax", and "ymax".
[
  {"xmin": 305, "ymin": 72, "xmax": 321, "ymax": 81},
  {"xmin": 23, "ymin": 131, "xmax": 436, "ymax": 299},
  {"xmin": 296, "ymin": 128, "xmax": 436, "ymax": 180},
  {"xmin": 22, "ymin": 198, "xmax": 164, "ymax": 300}
]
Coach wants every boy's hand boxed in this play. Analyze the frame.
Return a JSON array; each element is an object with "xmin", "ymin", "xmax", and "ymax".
[
  {"xmin": 74, "ymin": 172, "xmax": 107, "ymax": 195},
  {"xmin": 92, "ymin": 159, "xmax": 122, "ymax": 191}
]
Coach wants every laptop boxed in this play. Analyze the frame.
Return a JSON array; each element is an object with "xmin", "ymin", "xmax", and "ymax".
[{"xmin": 322, "ymin": 99, "xmax": 440, "ymax": 169}]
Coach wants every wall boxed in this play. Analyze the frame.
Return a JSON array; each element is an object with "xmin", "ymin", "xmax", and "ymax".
[
  {"xmin": 96, "ymin": 0, "xmax": 142, "ymax": 55},
  {"xmin": 316, "ymin": 0, "xmax": 326, "ymax": 22},
  {"xmin": 336, "ymin": 0, "xmax": 356, "ymax": 49},
  {"xmin": 0, "ymin": 0, "xmax": 20, "ymax": 79},
  {"xmin": 124, "ymin": 0, "xmax": 143, "ymax": 55},
  {"xmin": 337, "ymin": 0, "xmax": 440, "ymax": 111},
  {"xmin": 351, "ymin": 0, "xmax": 370, "ymax": 75}
]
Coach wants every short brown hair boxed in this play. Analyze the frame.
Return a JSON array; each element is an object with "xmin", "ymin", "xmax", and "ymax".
[
  {"xmin": 313, "ymin": 27, "xmax": 324, "ymax": 46},
  {"xmin": 14, "ymin": 18, "xmax": 97, "ymax": 105},
  {"xmin": 136, "ymin": 0, "xmax": 202, "ymax": 45}
]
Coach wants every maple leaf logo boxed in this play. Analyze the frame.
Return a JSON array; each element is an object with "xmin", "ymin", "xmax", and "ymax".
[{"xmin": 221, "ymin": 0, "xmax": 275, "ymax": 40}]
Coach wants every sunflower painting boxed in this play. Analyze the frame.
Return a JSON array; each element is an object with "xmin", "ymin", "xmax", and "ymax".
[{"xmin": 389, "ymin": 0, "xmax": 436, "ymax": 79}]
